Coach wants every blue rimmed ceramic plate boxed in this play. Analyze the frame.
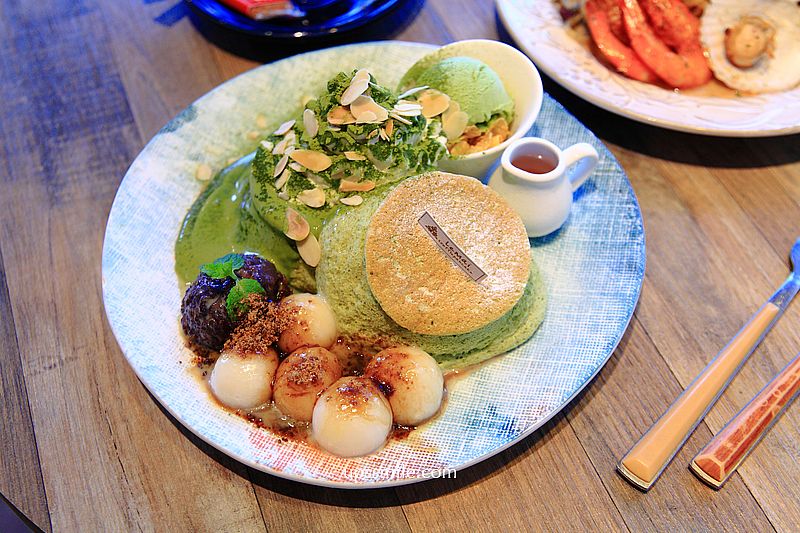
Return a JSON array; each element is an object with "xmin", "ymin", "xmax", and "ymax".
[
  {"xmin": 102, "ymin": 41, "xmax": 645, "ymax": 488},
  {"xmin": 185, "ymin": 0, "xmax": 407, "ymax": 39}
]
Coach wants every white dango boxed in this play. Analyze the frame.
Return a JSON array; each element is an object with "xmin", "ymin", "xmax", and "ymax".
[
  {"xmin": 209, "ymin": 348, "xmax": 279, "ymax": 410},
  {"xmin": 312, "ymin": 376, "xmax": 393, "ymax": 457},
  {"xmin": 277, "ymin": 293, "xmax": 337, "ymax": 353},
  {"xmin": 273, "ymin": 346, "xmax": 343, "ymax": 422},
  {"xmin": 364, "ymin": 346, "xmax": 444, "ymax": 426}
]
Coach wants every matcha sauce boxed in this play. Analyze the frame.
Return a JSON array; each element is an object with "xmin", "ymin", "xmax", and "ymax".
[{"xmin": 175, "ymin": 155, "xmax": 298, "ymax": 286}]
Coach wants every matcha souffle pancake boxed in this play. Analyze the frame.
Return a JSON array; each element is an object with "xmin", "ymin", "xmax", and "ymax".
[{"xmin": 316, "ymin": 172, "xmax": 546, "ymax": 370}]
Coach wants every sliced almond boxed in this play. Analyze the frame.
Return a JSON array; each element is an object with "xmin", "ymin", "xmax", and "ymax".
[
  {"xmin": 327, "ymin": 106, "xmax": 356, "ymax": 125},
  {"xmin": 356, "ymin": 111, "xmax": 378, "ymax": 123},
  {"xmin": 443, "ymin": 99, "xmax": 461, "ymax": 118},
  {"xmin": 397, "ymin": 85, "xmax": 429, "ymax": 99},
  {"xmin": 340, "ymin": 195, "xmax": 363, "ymax": 206},
  {"xmin": 384, "ymin": 119, "xmax": 394, "ymax": 136},
  {"xmin": 303, "ymin": 108, "xmax": 319, "ymax": 138},
  {"xmin": 344, "ymin": 151, "xmax": 366, "ymax": 161},
  {"xmin": 419, "ymin": 89, "xmax": 451, "ymax": 118},
  {"xmin": 367, "ymin": 128, "xmax": 379, "ymax": 139},
  {"xmin": 340, "ymin": 78, "xmax": 369, "ymax": 106},
  {"xmin": 353, "ymin": 68, "xmax": 371, "ymax": 83},
  {"xmin": 297, "ymin": 233, "xmax": 321, "ymax": 267},
  {"xmin": 339, "ymin": 179, "xmax": 375, "ymax": 192},
  {"xmin": 255, "ymin": 114, "xmax": 268, "ymax": 129},
  {"xmin": 443, "ymin": 110, "xmax": 469, "ymax": 141},
  {"xmin": 260, "ymin": 140, "xmax": 274, "ymax": 151},
  {"xmin": 284, "ymin": 207, "xmax": 310, "ymax": 241},
  {"xmin": 288, "ymin": 162, "xmax": 304, "ymax": 172},
  {"xmin": 272, "ymin": 137, "xmax": 288, "ymax": 155},
  {"xmin": 297, "ymin": 187, "xmax": 326, "ymax": 208},
  {"xmin": 379, "ymin": 128, "xmax": 389, "ymax": 142},
  {"xmin": 275, "ymin": 168, "xmax": 290, "ymax": 190},
  {"xmin": 389, "ymin": 112, "xmax": 412, "ymax": 125},
  {"xmin": 273, "ymin": 131, "xmax": 295, "ymax": 155},
  {"xmin": 273, "ymin": 154, "xmax": 289, "ymax": 178},
  {"xmin": 195, "ymin": 163, "xmax": 213, "ymax": 181},
  {"xmin": 289, "ymin": 150, "xmax": 332, "ymax": 172},
  {"xmin": 277, "ymin": 191, "xmax": 290, "ymax": 201},
  {"xmin": 305, "ymin": 172, "xmax": 330, "ymax": 189},
  {"xmin": 350, "ymin": 95, "xmax": 389, "ymax": 123},
  {"xmin": 273, "ymin": 119, "xmax": 295, "ymax": 136},
  {"xmin": 393, "ymin": 101, "xmax": 423, "ymax": 116}
]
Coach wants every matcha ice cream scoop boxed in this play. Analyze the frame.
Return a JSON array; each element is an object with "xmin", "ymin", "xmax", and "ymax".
[{"xmin": 401, "ymin": 56, "xmax": 514, "ymax": 126}]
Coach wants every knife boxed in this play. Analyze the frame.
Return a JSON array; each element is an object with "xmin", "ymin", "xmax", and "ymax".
[
  {"xmin": 617, "ymin": 238, "xmax": 800, "ymax": 491},
  {"xmin": 691, "ymin": 349, "xmax": 800, "ymax": 488}
]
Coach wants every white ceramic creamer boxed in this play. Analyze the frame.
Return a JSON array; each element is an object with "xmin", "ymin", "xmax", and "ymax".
[{"xmin": 489, "ymin": 137, "xmax": 598, "ymax": 237}]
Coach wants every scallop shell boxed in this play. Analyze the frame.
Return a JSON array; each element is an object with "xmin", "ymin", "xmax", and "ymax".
[{"xmin": 701, "ymin": 0, "xmax": 800, "ymax": 93}]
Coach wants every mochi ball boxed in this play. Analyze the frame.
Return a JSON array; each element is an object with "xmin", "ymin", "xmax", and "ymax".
[
  {"xmin": 312, "ymin": 376, "xmax": 393, "ymax": 457},
  {"xmin": 273, "ymin": 346, "xmax": 343, "ymax": 422},
  {"xmin": 209, "ymin": 348, "xmax": 279, "ymax": 410},
  {"xmin": 277, "ymin": 293, "xmax": 337, "ymax": 353},
  {"xmin": 365, "ymin": 346, "xmax": 444, "ymax": 426}
]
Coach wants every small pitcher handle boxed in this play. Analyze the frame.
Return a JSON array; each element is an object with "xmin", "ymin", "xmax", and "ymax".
[{"xmin": 561, "ymin": 143, "xmax": 599, "ymax": 192}]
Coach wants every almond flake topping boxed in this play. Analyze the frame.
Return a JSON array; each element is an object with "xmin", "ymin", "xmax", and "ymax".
[
  {"xmin": 289, "ymin": 149, "xmax": 332, "ymax": 172},
  {"xmin": 275, "ymin": 168, "xmax": 290, "ymax": 190},
  {"xmin": 344, "ymin": 151, "xmax": 366, "ymax": 161},
  {"xmin": 397, "ymin": 86, "xmax": 429, "ymax": 99},
  {"xmin": 273, "ymin": 154, "xmax": 289, "ymax": 177},
  {"xmin": 339, "ymin": 179, "xmax": 375, "ymax": 192},
  {"xmin": 303, "ymin": 108, "xmax": 319, "ymax": 138},
  {"xmin": 352, "ymin": 68, "xmax": 371, "ymax": 83},
  {"xmin": 340, "ymin": 195, "xmax": 363, "ymax": 206},
  {"xmin": 419, "ymin": 89, "xmax": 451, "ymax": 118},
  {"xmin": 284, "ymin": 207, "xmax": 310, "ymax": 241},
  {"xmin": 327, "ymin": 106, "xmax": 356, "ymax": 125},
  {"xmin": 384, "ymin": 119, "xmax": 394, "ymax": 136},
  {"xmin": 289, "ymin": 162, "xmax": 304, "ymax": 172},
  {"xmin": 350, "ymin": 95, "xmax": 388, "ymax": 123},
  {"xmin": 297, "ymin": 233, "xmax": 321, "ymax": 267},
  {"xmin": 273, "ymin": 119, "xmax": 296, "ymax": 136},
  {"xmin": 442, "ymin": 109, "xmax": 469, "ymax": 141},
  {"xmin": 340, "ymin": 77, "xmax": 370, "ymax": 106},
  {"xmin": 297, "ymin": 187, "xmax": 326, "ymax": 208},
  {"xmin": 389, "ymin": 112, "xmax": 412, "ymax": 125}
]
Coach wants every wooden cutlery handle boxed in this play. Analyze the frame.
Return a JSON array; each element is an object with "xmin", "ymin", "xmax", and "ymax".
[
  {"xmin": 618, "ymin": 302, "xmax": 780, "ymax": 490},
  {"xmin": 691, "ymin": 352, "xmax": 800, "ymax": 488}
]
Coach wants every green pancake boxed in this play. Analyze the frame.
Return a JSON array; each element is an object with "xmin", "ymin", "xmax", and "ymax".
[{"xmin": 316, "ymin": 191, "xmax": 547, "ymax": 371}]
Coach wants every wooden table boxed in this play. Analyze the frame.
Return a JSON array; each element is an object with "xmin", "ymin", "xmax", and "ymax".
[{"xmin": 2, "ymin": 0, "xmax": 799, "ymax": 530}]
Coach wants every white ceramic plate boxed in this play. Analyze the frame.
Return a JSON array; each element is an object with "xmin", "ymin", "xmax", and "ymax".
[
  {"xmin": 102, "ymin": 41, "xmax": 645, "ymax": 488},
  {"xmin": 496, "ymin": 0, "xmax": 800, "ymax": 137}
]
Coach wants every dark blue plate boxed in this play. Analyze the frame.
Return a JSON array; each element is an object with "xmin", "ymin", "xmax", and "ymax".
[{"xmin": 185, "ymin": 0, "xmax": 407, "ymax": 39}]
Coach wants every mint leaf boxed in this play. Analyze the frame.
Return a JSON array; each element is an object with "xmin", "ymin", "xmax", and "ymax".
[
  {"xmin": 200, "ymin": 253, "xmax": 245, "ymax": 280},
  {"xmin": 226, "ymin": 278, "xmax": 265, "ymax": 320}
]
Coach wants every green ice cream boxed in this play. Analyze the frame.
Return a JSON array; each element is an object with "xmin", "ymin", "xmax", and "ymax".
[{"xmin": 400, "ymin": 56, "xmax": 514, "ymax": 126}]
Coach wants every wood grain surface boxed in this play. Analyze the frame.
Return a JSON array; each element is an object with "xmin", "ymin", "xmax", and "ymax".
[{"xmin": 1, "ymin": 0, "xmax": 799, "ymax": 531}]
